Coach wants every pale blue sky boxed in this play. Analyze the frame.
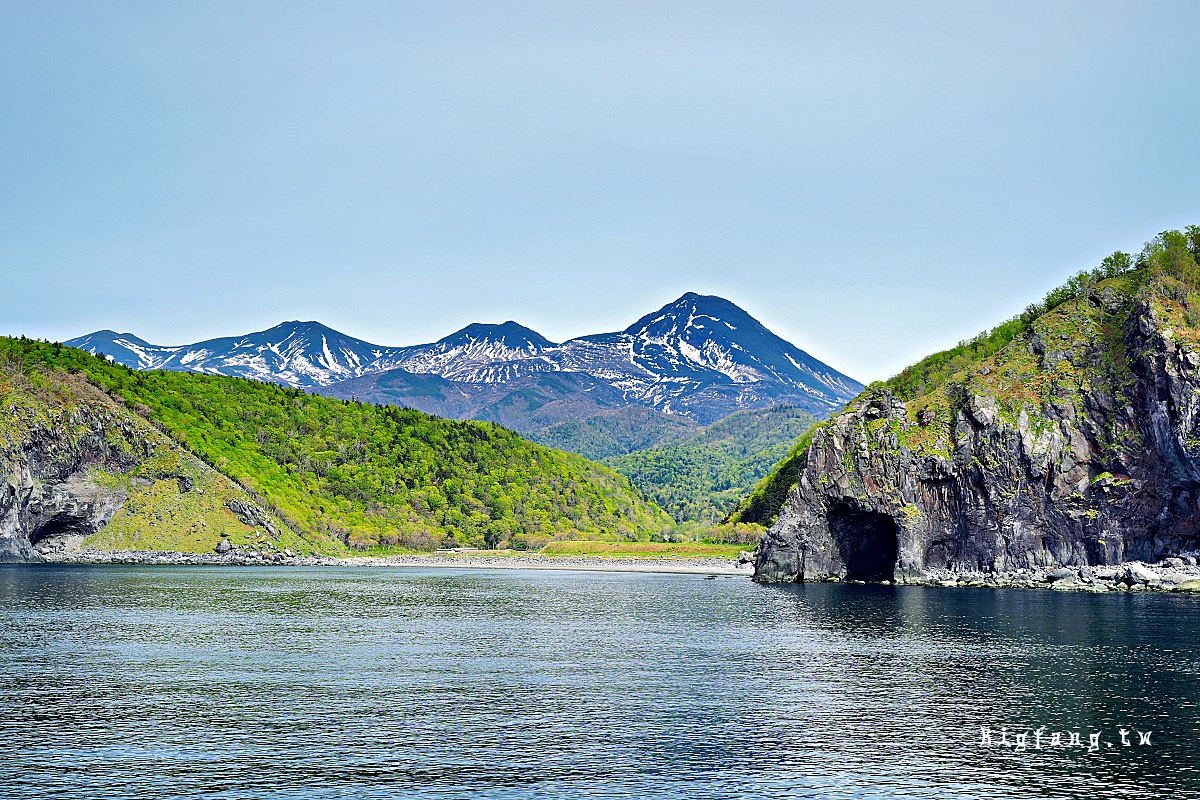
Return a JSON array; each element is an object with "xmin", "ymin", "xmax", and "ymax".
[{"xmin": 3, "ymin": 1, "xmax": 1199, "ymax": 382}]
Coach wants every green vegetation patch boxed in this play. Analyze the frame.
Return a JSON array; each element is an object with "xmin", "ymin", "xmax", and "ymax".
[
  {"xmin": 726, "ymin": 424, "xmax": 822, "ymax": 526},
  {"xmin": 538, "ymin": 539, "xmax": 746, "ymax": 560},
  {"xmin": 535, "ymin": 406, "xmax": 700, "ymax": 460}
]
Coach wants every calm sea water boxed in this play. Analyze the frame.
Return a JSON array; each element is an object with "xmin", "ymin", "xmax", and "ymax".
[{"xmin": 0, "ymin": 566, "xmax": 1197, "ymax": 799}]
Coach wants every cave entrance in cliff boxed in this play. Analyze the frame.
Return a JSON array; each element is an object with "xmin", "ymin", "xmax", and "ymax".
[
  {"xmin": 829, "ymin": 504, "xmax": 899, "ymax": 582},
  {"xmin": 29, "ymin": 516, "xmax": 86, "ymax": 547}
]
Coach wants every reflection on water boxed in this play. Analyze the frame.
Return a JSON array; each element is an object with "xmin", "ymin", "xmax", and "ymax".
[{"xmin": 0, "ymin": 566, "xmax": 1197, "ymax": 799}]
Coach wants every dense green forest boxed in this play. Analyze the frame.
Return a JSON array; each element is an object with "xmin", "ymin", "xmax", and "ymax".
[
  {"xmin": 603, "ymin": 405, "xmax": 816, "ymax": 522},
  {"xmin": 0, "ymin": 338, "xmax": 672, "ymax": 551},
  {"xmin": 534, "ymin": 405, "xmax": 700, "ymax": 460},
  {"xmin": 729, "ymin": 227, "xmax": 1200, "ymax": 527},
  {"xmin": 725, "ymin": 426, "xmax": 817, "ymax": 527}
]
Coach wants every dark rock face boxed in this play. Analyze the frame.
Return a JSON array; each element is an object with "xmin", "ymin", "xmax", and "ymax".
[
  {"xmin": 225, "ymin": 499, "xmax": 278, "ymax": 538},
  {"xmin": 0, "ymin": 404, "xmax": 144, "ymax": 561},
  {"xmin": 756, "ymin": 297, "xmax": 1200, "ymax": 583}
]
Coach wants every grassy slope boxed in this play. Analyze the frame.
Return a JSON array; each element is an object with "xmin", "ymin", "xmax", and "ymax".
[
  {"xmin": 603, "ymin": 405, "xmax": 817, "ymax": 522},
  {"xmin": 1, "ymin": 338, "xmax": 672, "ymax": 552},
  {"xmin": 87, "ymin": 446, "xmax": 337, "ymax": 555},
  {"xmin": 729, "ymin": 229, "xmax": 1200, "ymax": 527},
  {"xmin": 0, "ymin": 353, "xmax": 331, "ymax": 555}
]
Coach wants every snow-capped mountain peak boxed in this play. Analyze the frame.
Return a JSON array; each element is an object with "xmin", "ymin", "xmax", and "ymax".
[
  {"xmin": 66, "ymin": 294, "xmax": 862, "ymax": 422},
  {"xmin": 65, "ymin": 330, "xmax": 181, "ymax": 370},
  {"xmin": 437, "ymin": 321, "xmax": 556, "ymax": 351},
  {"xmin": 621, "ymin": 293, "xmax": 767, "ymax": 383},
  {"xmin": 400, "ymin": 321, "xmax": 556, "ymax": 382},
  {"xmin": 67, "ymin": 321, "xmax": 406, "ymax": 387},
  {"xmin": 613, "ymin": 293, "xmax": 859, "ymax": 405}
]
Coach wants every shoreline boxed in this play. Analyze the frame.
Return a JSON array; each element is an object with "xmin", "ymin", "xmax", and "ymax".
[
  {"xmin": 778, "ymin": 560, "xmax": 1200, "ymax": 594},
  {"xmin": 21, "ymin": 550, "xmax": 1200, "ymax": 592},
  {"xmin": 29, "ymin": 549, "xmax": 755, "ymax": 576}
]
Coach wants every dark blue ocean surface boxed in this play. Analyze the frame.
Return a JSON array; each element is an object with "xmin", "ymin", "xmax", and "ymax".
[{"xmin": 1, "ymin": 566, "xmax": 1196, "ymax": 799}]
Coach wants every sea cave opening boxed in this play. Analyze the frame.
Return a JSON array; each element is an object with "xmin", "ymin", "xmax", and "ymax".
[
  {"xmin": 829, "ymin": 504, "xmax": 899, "ymax": 582},
  {"xmin": 29, "ymin": 515, "xmax": 88, "ymax": 547}
]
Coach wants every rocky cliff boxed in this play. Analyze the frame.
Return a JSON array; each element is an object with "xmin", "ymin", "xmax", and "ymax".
[
  {"xmin": 756, "ymin": 246, "xmax": 1200, "ymax": 584},
  {"xmin": 0, "ymin": 359, "xmax": 307, "ymax": 561}
]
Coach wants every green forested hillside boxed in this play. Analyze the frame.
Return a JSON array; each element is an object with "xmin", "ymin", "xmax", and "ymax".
[
  {"xmin": 729, "ymin": 227, "xmax": 1200, "ymax": 527},
  {"xmin": 724, "ymin": 426, "xmax": 817, "ymax": 527},
  {"xmin": 0, "ymin": 338, "xmax": 672, "ymax": 551},
  {"xmin": 533, "ymin": 405, "xmax": 700, "ymax": 460},
  {"xmin": 603, "ymin": 405, "xmax": 816, "ymax": 522}
]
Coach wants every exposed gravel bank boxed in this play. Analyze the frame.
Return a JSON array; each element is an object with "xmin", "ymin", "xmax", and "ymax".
[{"xmin": 33, "ymin": 549, "xmax": 1200, "ymax": 591}]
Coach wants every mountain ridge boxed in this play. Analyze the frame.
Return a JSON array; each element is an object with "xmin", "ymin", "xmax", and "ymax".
[{"xmin": 68, "ymin": 293, "xmax": 862, "ymax": 423}]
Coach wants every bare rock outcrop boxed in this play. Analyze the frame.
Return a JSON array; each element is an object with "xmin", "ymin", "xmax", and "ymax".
[{"xmin": 0, "ymin": 397, "xmax": 146, "ymax": 561}]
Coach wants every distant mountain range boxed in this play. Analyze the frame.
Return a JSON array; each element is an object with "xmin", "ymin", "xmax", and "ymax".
[
  {"xmin": 68, "ymin": 293, "xmax": 861, "ymax": 430},
  {"xmin": 67, "ymin": 292, "xmax": 860, "ymax": 523}
]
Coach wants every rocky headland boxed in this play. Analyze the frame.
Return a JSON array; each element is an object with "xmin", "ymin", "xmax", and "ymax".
[{"xmin": 755, "ymin": 233, "xmax": 1200, "ymax": 591}]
